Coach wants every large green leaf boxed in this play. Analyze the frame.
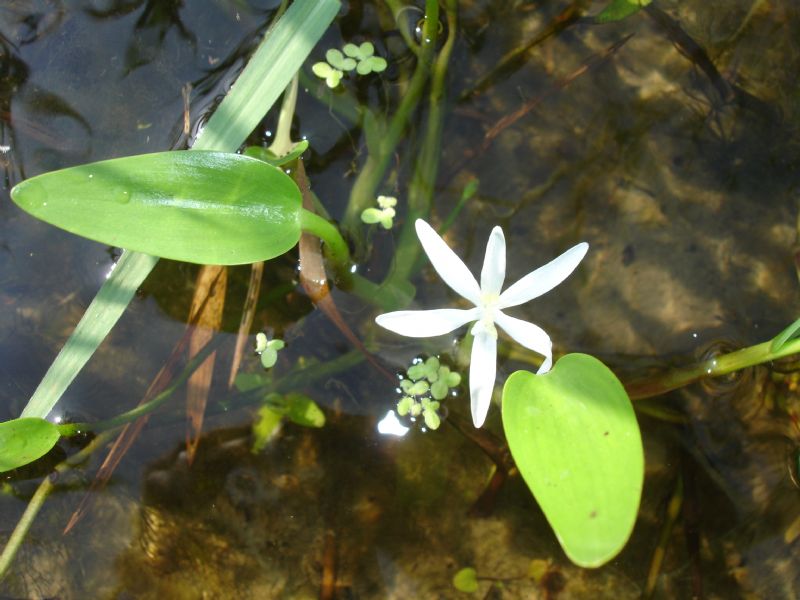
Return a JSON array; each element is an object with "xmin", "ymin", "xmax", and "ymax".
[
  {"xmin": 11, "ymin": 151, "xmax": 302, "ymax": 265},
  {"xmin": 14, "ymin": 0, "xmax": 340, "ymax": 421},
  {"xmin": 501, "ymin": 354, "xmax": 643, "ymax": 568},
  {"xmin": 0, "ymin": 418, "xmax": 60, "ymax": 472}
]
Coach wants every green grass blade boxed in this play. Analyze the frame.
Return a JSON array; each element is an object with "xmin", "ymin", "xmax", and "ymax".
[
  {"xmin": 192, "ymin": 0, "xmax": 340, "ymax": 153},
  {"xmin": 21, "ymin": 251, "xmax": 159, "ymax": 418},
  {"xmin": 20, "ymin": 0, "xmax": 340, "ymax": 419}
]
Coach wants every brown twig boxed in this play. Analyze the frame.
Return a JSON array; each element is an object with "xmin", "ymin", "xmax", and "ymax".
[
  {"xmin": 459, "ymin": 2, "xmax": 584, "ymax": 102},
  {"xmin": 446, "ymin": 35, "xmax": 632, "ymax": 183},
  {"xmin": 483, "ymin": 34, "xmax": 633, "ymax": 145},
  {"xmin": 185, "ymin": 264, "xmax": 227, "ymax": 464},
  {"xmin": 227, "ymin": 262, "xmax": 264, "ymax": 389}
]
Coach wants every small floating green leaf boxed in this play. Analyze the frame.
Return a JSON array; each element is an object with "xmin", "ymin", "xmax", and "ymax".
[
  {"xmin": 358, "ymin": 42, "xmax": 375, "ymax": 58},
  {"xmin": 326, "ymin": 48, "xmax": 356, "ymax": 71},
  {"xmin": 285, "ymin": 393, "xmax": 325, "ymax": 428},
  {"xmin": 502, "ymin": 354, "xmax": 644, "ymax": 568},
  {"xmin": 0, "ymin": 418, "xmax": 61, "ymax": 472},
  {"xmin": 452, "ymin": 567, "xmax": 479, "ymax": 593},
  {"xmin": 252, "ymin": 404, "xmax": 283, "ymax": 453},
  {"xmin": 312, "ymin": 61, "xmax": 334, "ymax": 78},
  {"xmin": 357, "ymin": 55, "xmax": 387, "ymax": 75},
  {"xmin": 11, "ymin": 151, "xmax": 303, "ymax": 265},
  {"xmin": 312, "ymin": 62, "xmax": 343, "ymax": 87},
  {"xmin": 596, "ymin": 0, "xmax": 651, "ymax": 22}
]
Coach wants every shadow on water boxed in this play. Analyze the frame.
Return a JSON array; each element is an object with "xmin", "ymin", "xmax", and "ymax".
[{"xmin": 2, "ymin": 0, "xmax": 800, "ymax": 598}]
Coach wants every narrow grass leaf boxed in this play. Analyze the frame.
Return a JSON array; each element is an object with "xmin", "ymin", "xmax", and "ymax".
[{"xmin": 21, "ymin": 251, "xmax": 158, "ymax": 418}]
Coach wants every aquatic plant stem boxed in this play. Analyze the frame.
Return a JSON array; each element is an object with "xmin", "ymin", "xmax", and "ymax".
[
  {"xmin": 268, "ymin": 74, "xmax": 299, "ymax": 157},
  {"xmin": 0, "ymin": 429, "xmax": 116, "ymax": 582},
  {"xmin": 624, "ymin": 336, "xmax": 800, "ymax": 400},
  {"xmin": 56, "ymin": 336, "xmax": 225, "ymax": 437},
  {"xmin": 341, "ymin": 0, "xmax": 441, "ymax": 232},
  {"xmin": 383, "ymin": 0, "xmax": 423, "ymax": 58},
  {"xmin": 387, "ymin": 0, "xmax": 457, "ymax": 286}
]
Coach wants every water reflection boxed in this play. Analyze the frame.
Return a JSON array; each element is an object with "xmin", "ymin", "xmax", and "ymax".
[
  {"xmin": 376, "ymin": 409, "xmax": 409, "ymax": 437},
  {"xmin": 85, "ymin": 0, "xmax": 196, "ymax": 74}
]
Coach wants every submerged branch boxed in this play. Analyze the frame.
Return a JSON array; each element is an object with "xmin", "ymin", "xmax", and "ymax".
[{"xmin": 458, "ymin": 2, "xmax": 584, "ymax": 101}]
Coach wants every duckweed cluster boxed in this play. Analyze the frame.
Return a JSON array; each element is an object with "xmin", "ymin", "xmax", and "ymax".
[{"xmin": 397, "ymin": 356, "xmax": 461, "ymax": 430}]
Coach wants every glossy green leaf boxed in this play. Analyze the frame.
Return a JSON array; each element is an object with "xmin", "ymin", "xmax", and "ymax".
[
  {"xmin": 596, "ymin": 0, "xmax": 651, "ymax": 22},
  {"xmin": 502, "ymin": 354, "xmax": 643, "ymax": 568},
  {"xmin": 0, "ymin": 418, "xmax": 61, "ymax": 472},
  {"xmin": 11, "ymin": 151, "xmax": 302, "ymax": 265},
  {"xmin": 452, "ymin": 567, "xmax": 479, "ymax": 593}
]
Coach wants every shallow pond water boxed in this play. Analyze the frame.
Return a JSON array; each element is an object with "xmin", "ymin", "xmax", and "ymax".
[{"xmin": 2, "ymin": 0, "xmax": 800, "ymax": 598}]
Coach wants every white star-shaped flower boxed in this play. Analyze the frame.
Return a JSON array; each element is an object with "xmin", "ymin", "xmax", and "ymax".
[{"xmin": 375, "ymin": 219, "xmax": 588, "ymax": 428}]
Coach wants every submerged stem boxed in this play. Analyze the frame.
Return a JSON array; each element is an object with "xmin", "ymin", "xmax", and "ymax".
[
  {"xmin": 625, "ymin": 336, "xmax": 800, "ymax": 400},
  {"xmin": 57, "ymin": 336, "xmax": 226, "ymax": 436},
  {"xmin": 0, "ymin": 429, "xmax": 116, "ymax": 581},
  {"xmin": 341, "ymin": 0, "xmax": 441, "ymax": 232},
  {"xmin": 388, "ymin": 0, "xmax": 457, "ymax": 286}
]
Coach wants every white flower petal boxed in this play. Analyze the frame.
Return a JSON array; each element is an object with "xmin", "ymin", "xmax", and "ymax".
[
  {"xmin": 469, "ymin": 328, "xmax": 497, "ymax": 428},
  {"xmin": 480, "ymin": 226, "xmax": 506, "ymax": 297},
  {"xmin": 495, "ymin": 312, "xmax": 553, "ymax": 373},
  {"xmin": 375, "ymin": 307, "xmax": 479, "ymax": 338},
  {"xmin": 498, "ymin": 242, "xmax": 589, "ymax": 309},
  {"xmin": 415, "ymin": 219, "xmax": 481, "ymax": 305}
]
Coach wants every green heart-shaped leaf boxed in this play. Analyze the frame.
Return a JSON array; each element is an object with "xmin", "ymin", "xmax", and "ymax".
[
  {"xmin": 452, "ymin": 567, "xmax": 479, "ymax": 593},
  {"xmin": 11, "ymin": 151, "xmax": 302, "ymax": 265},
  {"xmin": 0, "ymin": 417, "xmax": 61, "ymax": 472},
  {"xmin": 502, "ymin": 353, "xmax": 643, "ymax": 568}
]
